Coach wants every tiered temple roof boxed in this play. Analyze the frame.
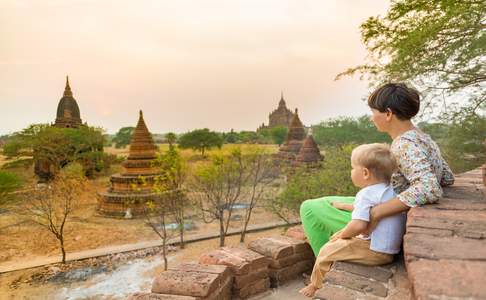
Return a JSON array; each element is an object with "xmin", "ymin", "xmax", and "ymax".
[
  {"xmin": 277, "ymin": 109, "xmax": 306, "ymax": 161},
  {"xmin": 54, "ymin": 76, "xmax": 82, "ymax": 128},
  {"xmin": 98, "ymin": 110, "xmax": 161, "ymax": 217},
  {"xmin": 293, "ymin": 133, "xmax": 323, "ymax": 167}
]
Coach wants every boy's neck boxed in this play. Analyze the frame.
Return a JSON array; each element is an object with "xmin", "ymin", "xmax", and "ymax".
[{"xmin": 361, "ymin": 179, "xmax": 387, "ymax": 189}]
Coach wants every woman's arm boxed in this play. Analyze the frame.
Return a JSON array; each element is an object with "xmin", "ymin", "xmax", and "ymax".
[{"xmin": 366, "ymin": 198, "xmax": 409, "ymax": 233}]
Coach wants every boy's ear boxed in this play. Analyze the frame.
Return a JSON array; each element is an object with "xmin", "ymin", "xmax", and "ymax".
[{"xmin": 363, "ymin": 167, "xmax": 370, "ymax": 179}]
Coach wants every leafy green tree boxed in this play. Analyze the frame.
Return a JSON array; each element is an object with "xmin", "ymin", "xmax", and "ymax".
[
  {"xmin": 338, "ymin": 0, "xmax": 485, "ymax": 121},
  {"xmin": 112, "ymin": 126, "xmax": 135, "ymax": 148},
  {"xmin": 178, "ymin": 128, "xmax": 223, "ymax": 156},
  {"xmin": 3, "ymin": 124, "xmax": 112, "ymax": 180},
  {"xmin": 165, "ymin": 132, "xmax": 177, "ymax": 147},
  {"xmin": 269, "ymin": 126, "xmax": 288, "ymax": 146},
  {"xmin": 312, "ymin": 116, "xmax": 390, "ymax": 146}
]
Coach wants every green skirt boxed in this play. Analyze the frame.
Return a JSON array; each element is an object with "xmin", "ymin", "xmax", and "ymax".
[{"xmin": 300, "ymin": 196, "xmax": 355, "ymax": 256}]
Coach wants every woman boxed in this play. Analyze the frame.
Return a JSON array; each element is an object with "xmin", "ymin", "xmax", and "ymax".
[{"xmin": 301, "ymin": 83, "xmax": 455, "ymax": 256}]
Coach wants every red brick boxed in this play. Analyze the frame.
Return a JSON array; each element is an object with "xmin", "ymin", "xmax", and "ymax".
[
  {"xmin": 248, "ymin": 237, "xmax": 293, "ymax": 259},
  {"xmin": 268, "ymin": 252, "xmax": 311, "ymax": 269},
  {"xmin": 268, "ymin": 235, "xmax": 313, "ymax": 254},
  {"xmin": 233, "ymin": 277, "xmax": 270, "ymax": 299},
  {"xmin": 325, "ymin": 270, "xmax": 388, "ymax": 297},
  {"xmin": 127, "ymin": 293, "xmax": 197, "ymax": 300},
  {"xmin": 268, "ymin": 259, "xmax": 313, "ymax": 287},
  {"xmin": 199, "ymin": 249, "xmax": 250, "ymax": 275},
  {"xmin": 220, "ymin": 247, "xmax": 269, "ymax": 270},
  {"xmin": 314, "ymin": 283, "xmax": 381, "ymax": 300},
  {"xmin": 233, "ymin": 266, "xmax": 268, "ymax": 289},
  {"xmin": 408, "ymin": 260, "xmax": 486, "ymax": 300},
  {"xmin": 403, "ymin": 233, "xmax": 486, "ymax": 261},
  {"xmin": 285, "ymin": 225, "xmax": 307, "ymax": 241},
  {"xmin": 152, "ymin": 263, "xmax": 231, "ymax": 298}
]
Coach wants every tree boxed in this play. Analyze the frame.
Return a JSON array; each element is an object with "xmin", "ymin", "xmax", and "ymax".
[
  {"xmin": 192, "ymin": 149, "xmax": 245, "ymax": 246},
  {"xmin": 338, "ymin": 0, "xmax": 485, "ymax": 121},
  {"xmin": 312, "ymin": 116, "xmax": 390, "ymax": 146},
  {"xmin": 143, "ymin": 193, "xmax": 178, "ymax": 271},
  {"xmin": 0, "ymin": 171, "xmax": 22, "ymax": 206},
  {"xmin": 3, "ymin": 124, "xmax": 112, "ymax": 180},
  {"xmin": 239, "ymin": 148, "xmax": 278, "ymax": 243},
  {"xmin": 178, "ymin": 128, "xmax": 223, "ymax": 156},
  {"xmin": 165, "ymin": 132, "xmax": 177, "ymax": 147},
  {"xmin": 112, "ymin": 126, "xmax": 135, "ymax": 148},
  {"xmin": 19, "ymin": 163, "xmax": 86, "ymax": 263},
  {"xmin": 269, "ymin": 126, "xmax": 288, "ymax": 146},
  {"xmin": 153, "ymin": 145, "xmax": 189, "ymax": 248}
]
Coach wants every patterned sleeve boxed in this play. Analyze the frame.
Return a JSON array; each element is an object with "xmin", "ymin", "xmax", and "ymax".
[
  {"xmin": 395, "ymin": 140, "xmax": 443, "ymax": 207},
  {"xmin": 440, "ymin": 160, "xmax": 455, "ymax": 186}
]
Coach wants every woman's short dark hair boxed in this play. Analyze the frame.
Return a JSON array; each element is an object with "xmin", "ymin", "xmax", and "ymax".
[{"xmin": 368, "ymin": 83, "xmax": 420, "ymax": 120}]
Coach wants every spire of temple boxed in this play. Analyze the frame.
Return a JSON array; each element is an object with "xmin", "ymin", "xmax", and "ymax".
[
  {"xmin": 278, "ymin": 91, "xmax": 286, "ymax": 107},
  {"xmin": 63, "ymin": 75, "xmax": 73, "ymax": 97}
]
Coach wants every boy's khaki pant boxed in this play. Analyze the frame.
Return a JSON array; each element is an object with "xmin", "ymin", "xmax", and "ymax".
[{"xmin": 310, "ymin": 237, "xmax": 394, "ymax": 288}]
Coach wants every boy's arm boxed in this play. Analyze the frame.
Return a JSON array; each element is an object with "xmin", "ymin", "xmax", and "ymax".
[
  {"xmin": 331, "ymin": 201, "xmax": 354, "ymax": 212},
  {"xmin": 339, "ymin": 220, "xmax": 368, "ymax": 239}
]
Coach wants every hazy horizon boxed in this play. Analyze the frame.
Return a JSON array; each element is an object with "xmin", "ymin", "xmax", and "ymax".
[{"xmin": 0, "ymin": 0, "xmax": 390, "ymax": 135}]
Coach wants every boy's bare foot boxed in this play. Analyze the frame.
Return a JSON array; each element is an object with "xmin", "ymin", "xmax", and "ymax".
[{"xmin": 299, "ymin": 284, "xmax": 318, "ymax": 297}]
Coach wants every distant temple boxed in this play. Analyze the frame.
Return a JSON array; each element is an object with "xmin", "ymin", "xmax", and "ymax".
[
  {"xmin": 258, "ymin": 93, "xmax": 295, "ymax": 130},
  {"xmin": 54, "ymin": 76, "xmax": 83, "ymax": 128},
  {"xmin": 98, "ymin": 110, "xmax": 161, "ymax": 217},
  {"xmin": 277, "ymin": 109, "xmax": 306, "ymax": 161}
]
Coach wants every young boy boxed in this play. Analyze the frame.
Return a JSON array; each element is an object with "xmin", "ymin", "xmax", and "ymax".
[{"xmin": 299, "ymin": 143, "xmax": 406, "ymax": 297}]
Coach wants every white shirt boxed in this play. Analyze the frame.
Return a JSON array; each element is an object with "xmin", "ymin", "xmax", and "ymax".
[{"xmin": 352, "ymin": 183, "xmax": 406, "ymax": 254}]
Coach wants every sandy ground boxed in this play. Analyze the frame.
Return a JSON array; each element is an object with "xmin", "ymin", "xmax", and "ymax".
[{"xmin": 0, "ymin": 228, "xmax": 286, "ymax": 300}]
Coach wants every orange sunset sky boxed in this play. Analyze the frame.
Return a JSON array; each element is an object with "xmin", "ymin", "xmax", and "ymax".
[{"xmin": 0, "ymin": 0, "xmax": 390, "ymax": 134}]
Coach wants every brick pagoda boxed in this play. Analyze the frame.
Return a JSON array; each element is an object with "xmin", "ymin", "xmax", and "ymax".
[
  {"xmin": 276, "ymin": 108, "xmax": 306, "ymax": 162},
  {"xmin": 98, "ymin": 110, "xmax": 161, "ymax": 217},
  {"xmin": 54, "ymin": 76, "xmax": 82, "ymax": 128},
  {"xmin": 293, "ymin": 132, "xmax": 323, "ymax": 167}
]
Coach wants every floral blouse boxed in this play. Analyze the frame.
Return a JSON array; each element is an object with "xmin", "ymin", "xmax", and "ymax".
[{"xmin": 391, "ymin": 129, "xmax": 455, "ymax": 207}]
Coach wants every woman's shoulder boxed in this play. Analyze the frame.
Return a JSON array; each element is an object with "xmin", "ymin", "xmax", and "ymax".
[{"xmin": 392, "ymin": 129, "xmax": 434, "ymax": 152}]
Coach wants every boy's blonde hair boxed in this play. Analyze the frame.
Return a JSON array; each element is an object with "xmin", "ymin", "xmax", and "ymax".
[{"xmin": 351, "ymin": 143, "xmax": 397, "ymax": 183}]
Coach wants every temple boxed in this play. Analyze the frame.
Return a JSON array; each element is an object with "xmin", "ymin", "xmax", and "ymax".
[
  {"xmin": 276, "ymin": 109, "xmax": 306, "ymax": 160},
  {"xmin": 293, "ymin": 132, "xmax": 323, "ymax": 167},
  {"xmin": 258, "ymin": 93, "xmax": 295, "ymax": 130},
  {"xmin": 98, "ymin": 110, "xmax": 161, "ymax": 217},
  {"xmin": 54, "ymin": 76, "xmax": 83, "ymax": 128}
]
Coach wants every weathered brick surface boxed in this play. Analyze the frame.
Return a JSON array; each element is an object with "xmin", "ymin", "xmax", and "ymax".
[
  {"xmin": 404, "ymin": 233, "xmax": 486, "ymax": 261},
  {"xmin": 285, "ymin": 225, "xmax": 307, "ymax": 241},
  {"xmin": 248, "ymin": 237, "xmax": 294, "ymax": 259},
  {"xmin": 233, "ymin": 266, "xmax": 268, "ymax": 289},
  {"xmin": 332, "ymin": 262, "xmax": 393, "ymax": 283},
  {"xmin": 151, "ymin": 263, "xmax": 231, "ymax": 298},
  {"xmin": 268, "ymin": 235, "xmax": 313, "ymax": 254},
  {"xmin": 234, "ymin": 277, "xmax": 271, "ymax": 299},
  {"xmin": 403, "ymin": 169, "xmax": 486, "ymax": 300},
  {"xmin": 325, "ymin": 270, "xmax": 388, "ymax": 297},
  {"xmin": 407, "ymin": 260, "xmax": 486, "ymax": 300},
  {"xmin": 199, "ymin": 249, "xmax": 250, "ymax": 275},
  {"xmin": 268, "ymin": 252, "xmax": 310, "ymax": 269},
  {"xmin": 127, "ymin": 293, "xmax": 197, "ymax": 300},
  {"xmin": 199, "ymin": 247, "xmax": 270, "ymax": 299},
  {"xmin": 313, "ymin": 283, "xmax": 381, "ymax": 300},
  {"xmin": 268, "ymin": 259, "xmax": 313, "ymax": 287}
]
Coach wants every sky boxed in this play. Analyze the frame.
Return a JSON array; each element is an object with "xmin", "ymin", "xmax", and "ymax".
[{"xmin": 0, "ymin": 0, "xmax": 390, "ymax": 135}]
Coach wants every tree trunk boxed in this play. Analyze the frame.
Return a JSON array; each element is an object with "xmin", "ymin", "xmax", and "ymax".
[
  {"xmin": 219, "ymin": 212, "xmax": 225, "ymax": 247},
  {"xmin": 163, "ymin": 238, "xmax": 168, "ymax": 271},
  {"xmin": 240, "ymin": 207, "xmax": 253, "ymax": 243},
  {"xmin": 60, "ymin": 238, "xmax": 66, "ymax": 264},
  {"xmin": 179, "ymin": 220, "xmax": 185, "ymax": 249}
]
